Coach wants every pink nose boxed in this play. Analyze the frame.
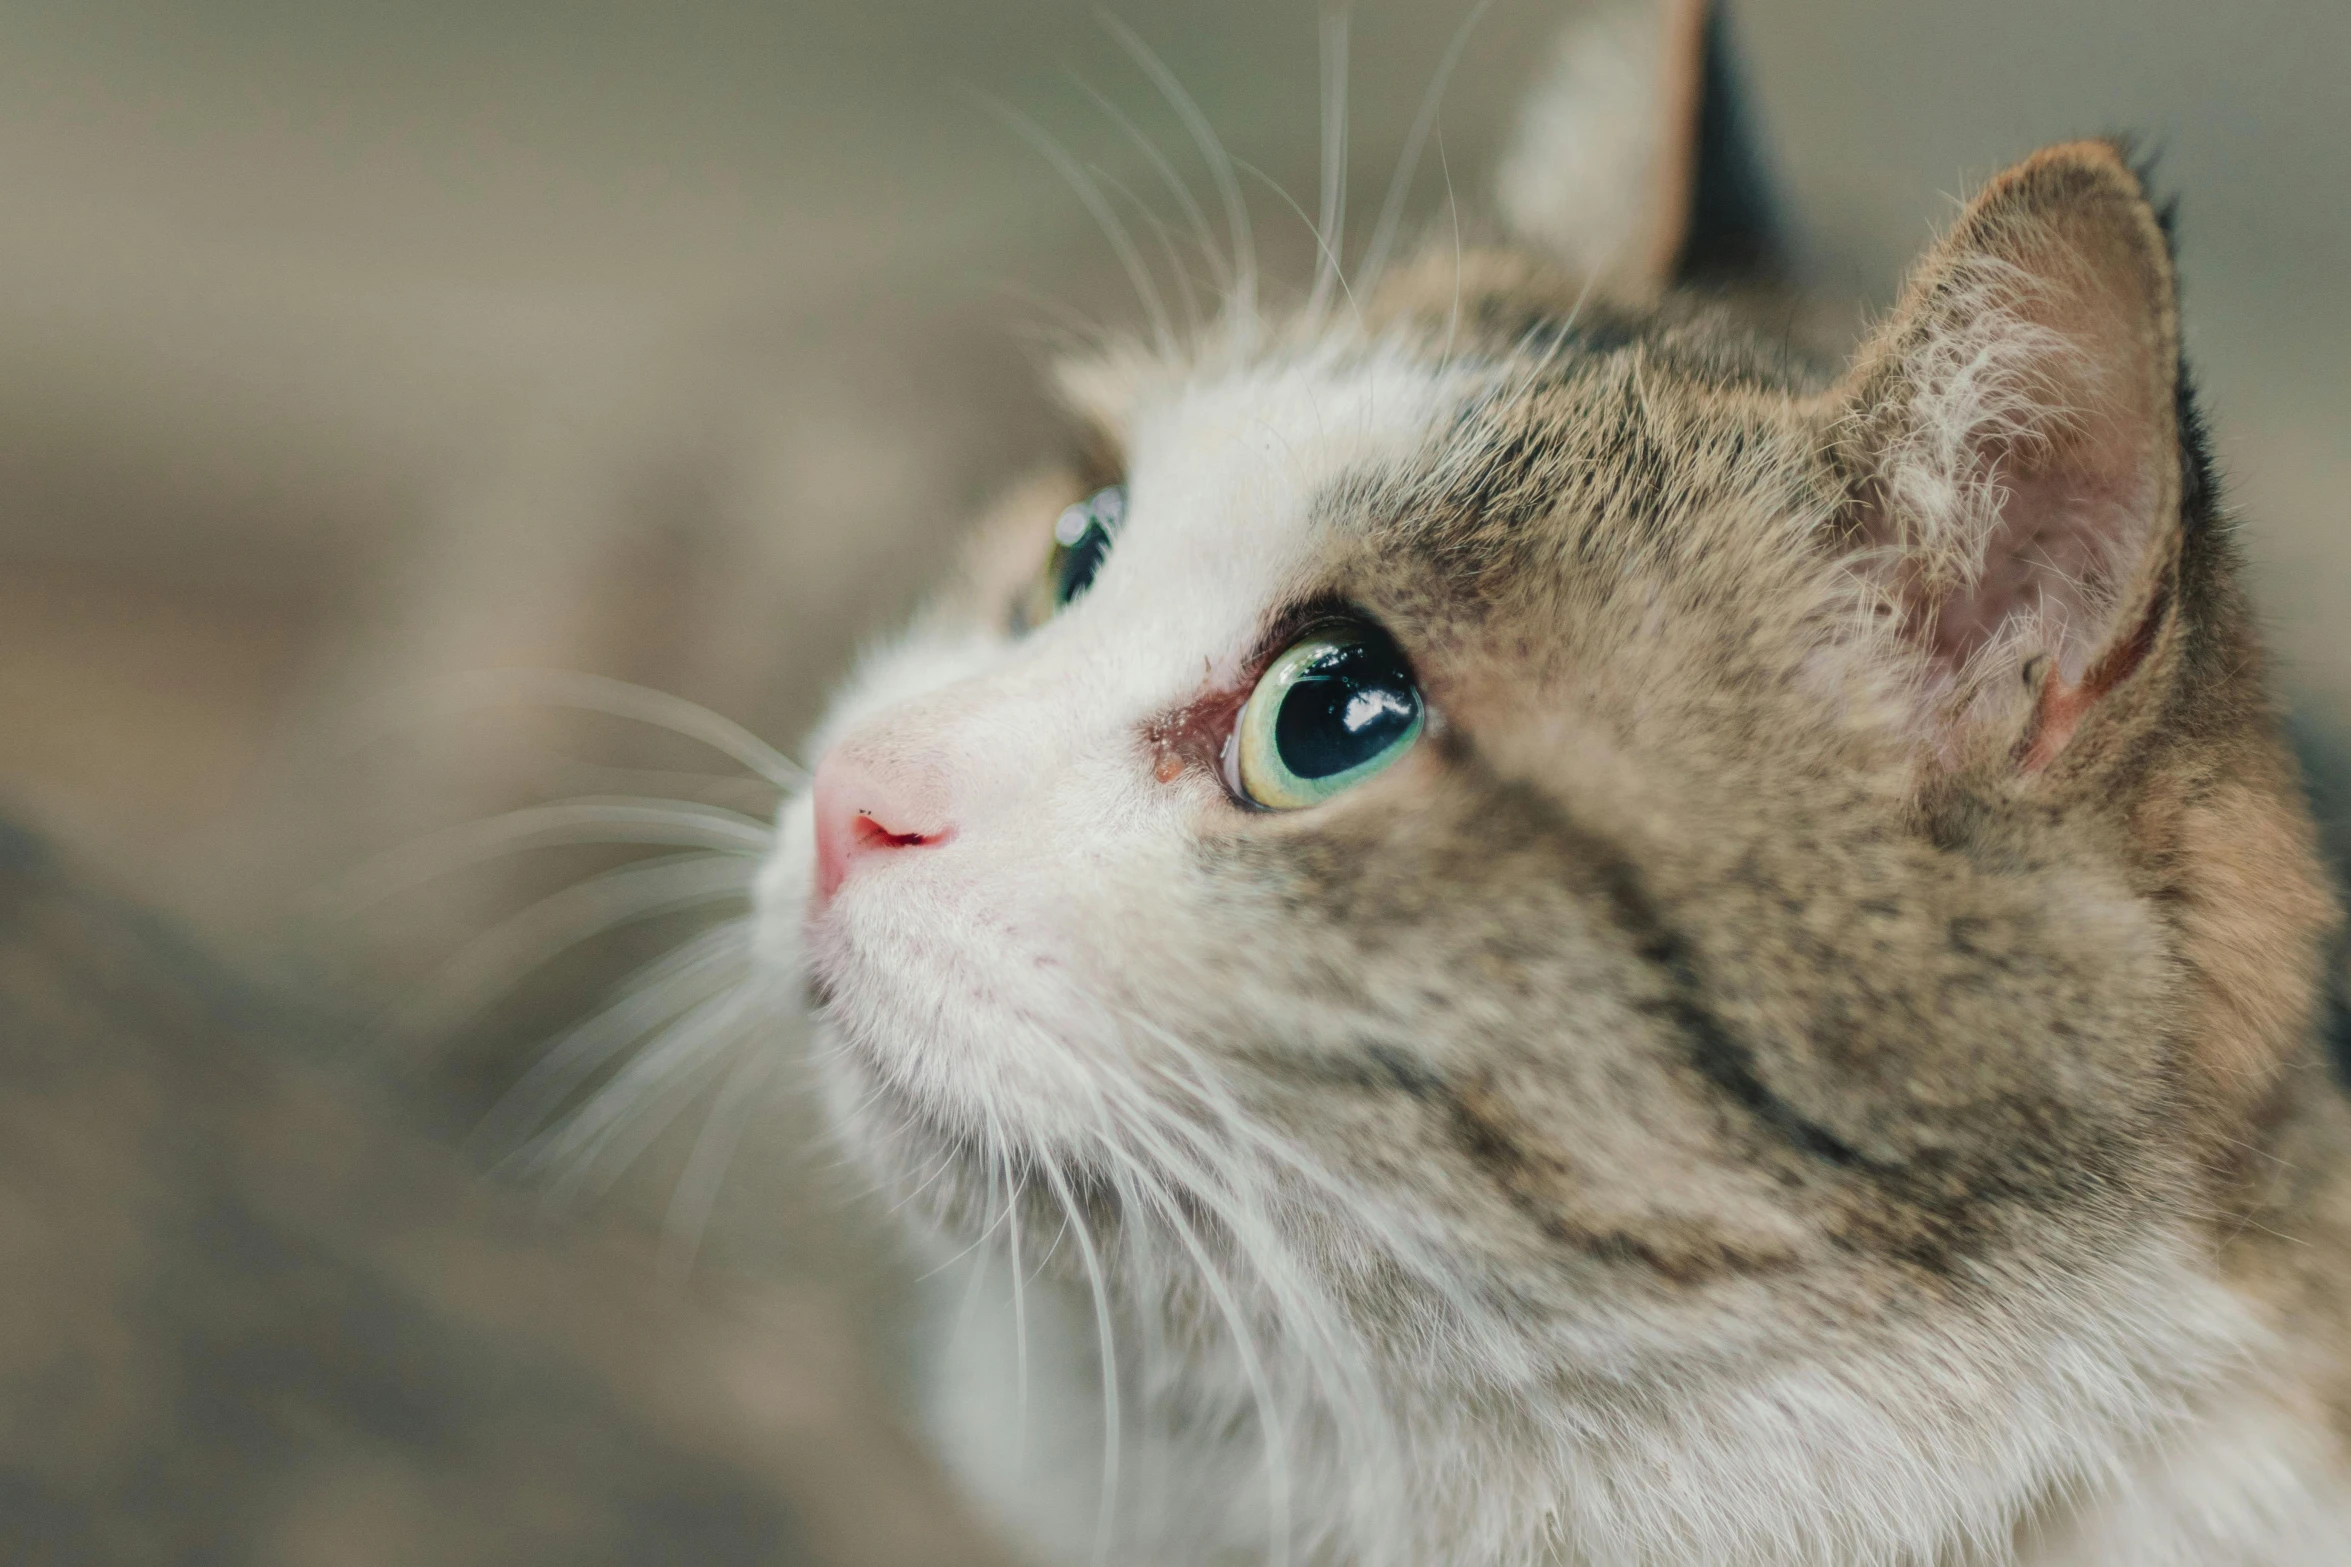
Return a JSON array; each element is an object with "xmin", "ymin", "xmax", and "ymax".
[{"xmin": 810, "ymin": 744, "xmax": 954, "ymax": 906}]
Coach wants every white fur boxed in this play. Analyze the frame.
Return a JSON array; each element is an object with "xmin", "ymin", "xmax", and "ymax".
[
  {"xmin": 769, "ymin": 343, "xmax": 1478, "ymax": 1150},
  {"xmin": 2022, "ymin": 1376, "xmax": 2351, "ymax": 1565}
]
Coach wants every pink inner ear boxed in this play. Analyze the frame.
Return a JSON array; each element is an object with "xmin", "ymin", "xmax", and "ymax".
[
  {"xmin": 1925, "ymin": 441, "xmax": 2158, "ymax": 692},
  {"xmin": 2019, "ymin": 577, "xmax": 2164, "ymax": 772}
]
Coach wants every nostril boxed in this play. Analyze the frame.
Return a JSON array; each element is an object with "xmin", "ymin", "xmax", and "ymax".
[
  {"xmin": 849, "ymin": 813, "xmax": 948, "ymax": 855},
  {"xmin": 810, "ymin": 747, "xmax": 956, "ymax": 907}
]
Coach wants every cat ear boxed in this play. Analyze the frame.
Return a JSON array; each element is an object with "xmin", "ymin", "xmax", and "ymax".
[
  {"xmin": 1831, "ymin": 141, "xmax": 2185, "ymax": 773},
  {"xmin": 1495, "ymin": 0, "xmax": 1782, "ymax": 301}
]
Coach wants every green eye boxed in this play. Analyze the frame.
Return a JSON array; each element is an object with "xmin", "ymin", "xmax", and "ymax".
[
  {"xmin": 1231, "ymin": 625, "xmax": 1424, "ymax": 810},
  {"xmin": 1051, "ymin": 485, "xmax": 1125, "ymax": 608}
]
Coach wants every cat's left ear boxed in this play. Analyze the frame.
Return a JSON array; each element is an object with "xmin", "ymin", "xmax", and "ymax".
[
  {"xmin": 1496, "ymin": 0, "xmax": 1782, "ymax": 301},
  {"xmin": 1830, "ymin": 140, "xmax": 2187, "ymax": 776}
]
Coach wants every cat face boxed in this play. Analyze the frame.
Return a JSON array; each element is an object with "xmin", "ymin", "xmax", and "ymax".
[
  {"xmin": 753, "ymin": 142, "xmax": 2336, "ymax": 1564},
  {"xmin": 784, "ymin": 288, "xmax": 2153, "ymax": 1289},
  {"xmin": 775, "ymin": 345, "xmax": 1474, "ymax": 1150}
]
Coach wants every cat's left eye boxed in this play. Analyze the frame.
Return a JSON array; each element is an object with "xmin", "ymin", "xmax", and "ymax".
[
  {"xmin": 1229, "ymin": 624, "xmax": 1424, "ymax": 810},
  {"xmin": 1050, "ymin": 485, "xmax": 1125, "ymax": 608}
]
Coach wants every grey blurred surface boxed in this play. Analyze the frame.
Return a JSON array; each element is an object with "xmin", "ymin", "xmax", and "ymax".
[
  {"xmin": 0, "ymin": 1, "xmax": 2341, "ymax": 1561},
  {"xmin": 0, "ymin": 818, "xmax": 1015, "ymax": 1566}
]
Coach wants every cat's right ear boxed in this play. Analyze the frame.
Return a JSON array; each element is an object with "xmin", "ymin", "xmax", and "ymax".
[{"xmin": 1494, "ymin": 0, "xmax": 1782, "ymax": 301}]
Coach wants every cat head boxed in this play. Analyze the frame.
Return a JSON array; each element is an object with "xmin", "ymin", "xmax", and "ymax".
[{"xmin": 757, "ymin": 3, "xmax": 2338, "ymax": 1560}]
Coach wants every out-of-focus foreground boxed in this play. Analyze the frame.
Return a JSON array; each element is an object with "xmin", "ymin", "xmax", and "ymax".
[{"xmin": 0, "ymin": 2, "xmax": 2342, "ymax": 1561}]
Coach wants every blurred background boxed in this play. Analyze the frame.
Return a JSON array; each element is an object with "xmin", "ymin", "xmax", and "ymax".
[{"xmin": 0, "ymin": 1, "xmax": 2342, "ymax": 1561}]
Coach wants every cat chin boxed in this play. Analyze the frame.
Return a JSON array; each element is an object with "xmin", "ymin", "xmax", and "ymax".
[{"xmin": 797, "ymin": 896, "xmax": 1143, "ymax": 1243}]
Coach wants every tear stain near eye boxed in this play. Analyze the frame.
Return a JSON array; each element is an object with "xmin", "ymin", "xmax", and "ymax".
[{"xmin": 1145, "ymin": 682, "xmax": 1251, "ymax": 789}]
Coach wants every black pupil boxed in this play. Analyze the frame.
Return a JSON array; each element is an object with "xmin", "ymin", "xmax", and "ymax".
[
  {"xmin": 1055, "ymin": 522, "xmax": 1113, "ymax": 604},
  {"xmin": 1273, "ymin": 639, "xmax": 1419, "ymax": 779}
]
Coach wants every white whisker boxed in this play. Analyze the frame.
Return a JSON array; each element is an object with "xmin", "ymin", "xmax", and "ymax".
[
  {"xmin": 1098, "ymin": 11, "xmax": 1258, "ymax": 338},
  {"xmin": 980, "ymin": 95, "xmax": 1178, "ymax": 357},
  {"xmin": 471, "ymin": 919, "xmax": 752, "ymax": 1157},
  {"xmin": 882, "ymin": 1145, "xmax": 963, "ymax": 1221},
  {"xmin": 1083, "ymin": 1107, "xmax": 1297, "ymax": 1567},
  {"xmin": 398, "ymin": 851, "xmax": 755, "ymax": 1042},
  {"xmin": 526, "ymin": 987, "xmax": 757, "ymax": 1202},
  {"xmin": 986, "ymin": 275, "xmax": 1117, "ymax": 355},
  {"xmin": 522, "ymin": 757, "xmax": 785, "ymax": 809},
  {"xmin": 1236, "ymin": 158, "xmax": 1361, "ymax": 329},
  {"xmin": 322, "ymin": 797, "xmax": 772, "ymax": 913},
  {"xmin": 945, "ymin": 1151, "xmax": 1016, "ymax": 1407},
  {"xmin": 386, "ymin": 668, "xmax": 805, "ymax": 789},
  {"xmin": 1038, "ymin": 1151, "xmax": 1122, "ymax": 1567},
  {"xmin": 660, "ymin": 1035, "xmax": 784, "ymax": 1278},
  {"xmin": 1306, "ymin": 4, "xmax": 1352, "ymax": 325},
  {"xmin": 987, "ymin": 1101, "xmax": 1035, "ymax": 1475},
  {"xmin": 1089, "ymin": 1001, "xmax": 1446, "ymax": 1565},
  {"xmin": 1069, "ymin": 71, "xmax": 1232, "ymax": 304},
  {"xmin": 1436, "ymin": 127, "xmax": 1466, "ymax": 378},
  {"xmin": 1086, "ymin": 156, "xmax": 1207, "ymax": 337},
  {"xmin": 1359, "ymin": 0, "xmax": 1496, "ymax": 290},
  {"xmin": 918, "ymin": 1157, "xmax": 1021, "ymax": 1283}
]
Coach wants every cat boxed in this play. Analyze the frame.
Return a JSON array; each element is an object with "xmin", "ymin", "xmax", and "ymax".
[{"xmin": 750, "ymin": 1, "xmax": 2351, "ymax": 1561}]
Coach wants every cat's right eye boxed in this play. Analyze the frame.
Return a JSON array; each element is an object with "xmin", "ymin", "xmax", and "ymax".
[{"xmin": 1049, "ymin": 485, "xmax": 1125, "ymax": 609}]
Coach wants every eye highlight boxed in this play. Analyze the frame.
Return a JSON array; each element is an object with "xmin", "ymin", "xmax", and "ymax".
[
  {"xmin": 1050, "ymin": 485, "xmax": 1125, "ymax": 608},
  {"xmin": 1230, "ymin": 624, "xmax": 1424, "ymax": 810}
]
